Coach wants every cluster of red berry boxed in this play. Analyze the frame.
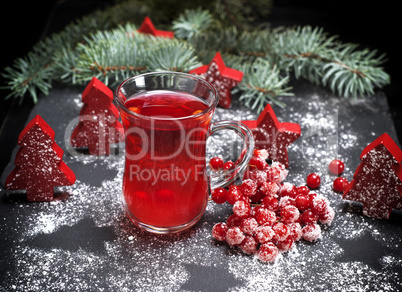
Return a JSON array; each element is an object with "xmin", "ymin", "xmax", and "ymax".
[
  {"xmin": 209, "ymin": 150, "xmax": 335, "ymax": 263},
  {"xmin": 329, "ymin": 159, "xmax": 349, "ymax": 192}
]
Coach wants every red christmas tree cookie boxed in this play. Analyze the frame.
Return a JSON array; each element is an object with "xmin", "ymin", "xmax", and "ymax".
[
  {"xmin": 343, "ymin": 133, "xmax": 402, "ymax": 219},
  {"xmin": 241, "ymin": 104, "xmax": 301, "ymax": 168},
  {"xmin": 138, "ymin": 16, "xmax": 174, "ymax": 38},
  {"xmin": 70, "ymin": 77, "xmax": 124, "ymax": 155},
  {"xmin": 5, "ymin": 115, "xmax": 76, "ymax": 202},
  {"xmin": 189, "ymin": 52, "xmax": 243, "ymax": 108}
]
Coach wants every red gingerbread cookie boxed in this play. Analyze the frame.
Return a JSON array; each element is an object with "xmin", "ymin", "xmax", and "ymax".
[
  {"xmin": 70, "ymin": 77, "xmax": 124, "ymax": 155},
  {"xmin": 241, "ymin": 104, "xmax": 301, "ymax": 168},
  {"xmin": 343, "ymin": 133, "xmax": 402, "ymax": 219},
  {"xmin": 5, "ymin": 115, "xmax": 76, "ymax": 202},
  {"xmin": 138, "ymin": 16, "xmax": 174, "ymax": 38},
  {"xmin": 189, "ymin": 52, "xmax": 243, "ymax": 108}
]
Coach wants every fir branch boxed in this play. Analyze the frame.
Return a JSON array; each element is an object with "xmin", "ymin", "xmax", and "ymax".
[{"xmin": 171, "ymin": 8, "xmax": 213, "ymax": 40}]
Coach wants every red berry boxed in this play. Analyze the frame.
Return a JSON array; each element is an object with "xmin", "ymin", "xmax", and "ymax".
[
  {"xmin": 226, "ymin": 185, "xmax": 242, "ymax": 204},
  {"xmin": 300, "ymin": 209, "xmax": 319, "ymax": 224},
  {"xmin": 261, "ymin": 196, "xmax": 279, "ymax": 212},
  {"xmin": 272, "ymin": 222, "xmax": 289, "ymax": 241},
  {"xmin": 212, "ymin": 223, "xmax": 228, "ymax": 241},
  {"xmin": 333, "ymin": 177, "xmax": 349, "ymax": 192},
  {"xmin": 279, "ymin": 182, "xmax": 297, "ymax": 198},
  {"xmin": 277, "ymin": 237, "xmax": 294, "ymax": 251},
  {"xmin": 243, "ymin": 169, "xmax": 267, "ymax": 186},
  {"xmin": 319, "ymin": 206, "xmax": 335, "ymax": 225},
  {"xmin": 328, "ymin": 159, "xmax": 345, "ymax": 175},
  {"xmin": 240, "ymin": 179, "xmax": 258, "ymax": 197},
  {"xmin": 255, "ymin": 208, "xmax": 277, "ymax": 226},
  {"xmin": 302, "ymin": 223, "xmax": 321, "ymax": 242},
  {"xmin": 240, "ymin": 235, "xmax": 258, "ymax": 254},
  {"xmin": 226, "ymin": 214, "xmax": 242, "ymax": 227},
  {"xmin": 249, "ymin": 189, "xmax": 265, "ymax": 203},
  {"xmin": 296, "ymin": 185, "xmax": 310, "ymax": 195},
  {"xmin": 209, "ymin": 157, "xmax": 224, "ymax": 171},
  {"xmin": 211, "ymin": 187, "xmax": 227, "ymax": 204},
  {"xmin": 257, "ymin": 242, "xmax": 279, "ymax": 262},
  {"xmin": 249, "ymin": 156, "xmax": 268, "ymax": 170},
  {"xmin": 266, "ymin": 162, "xmax": 288, "ymax": 184},
  {"xmin": 306, "ymin": 173, "xmax": 321, "ymax": 189},
  {"xmin": 311, "ymin": 194, "xmax": 329, "ymax": 214},
  {"xmin": 260, "ymin": 181, "xmax": 280, "ymax": 197},
  {"xmin": 295, "ymin": 193, "xmax": 312, "ymax": 211},
  {"xmin": 255, "ymin": 225, "xmax": 275, "ymax": 244},
  {"xmin": 223, "ymin": 160, "xmax": 234, "ymax": 171},
  {"xmin": 240, "ymin": 217, "xmax": 259, "ymax": 235},
  {"xmin": 253, "ymin": 149, "xmax": 269, "ymax": 160},
  {"xmin": 226, "ymin": 226, "xmax": 245, "ymax": 246},
  {"xmin": 233, "ymin": 200, "xmax": 251, "ymax": 219},
  {"xmin": 278, "ymin": 196, "xmax": 296, "ymax": 209},
  {"xmin": 280, "ymin": 205, "xmax": 300, "ymax": 224},
  {"xmin": 287, "ymin": 222, "xmax": 302, "ymax": 241}
]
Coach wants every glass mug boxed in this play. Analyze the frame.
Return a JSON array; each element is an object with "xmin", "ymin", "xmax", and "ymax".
[{"xmin": 115, "ymin": 72, "xmax": 254, "ymax": 234}]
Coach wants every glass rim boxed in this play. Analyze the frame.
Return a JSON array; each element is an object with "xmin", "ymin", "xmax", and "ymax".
[{"xmin": 114, "ymin": 71, "xmax": 219, "ymax": 121}]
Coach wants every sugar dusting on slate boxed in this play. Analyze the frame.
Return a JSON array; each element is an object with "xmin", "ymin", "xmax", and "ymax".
[{"xmin": 1, "ymin": 91, "xmax": 401, "ymax": 291}]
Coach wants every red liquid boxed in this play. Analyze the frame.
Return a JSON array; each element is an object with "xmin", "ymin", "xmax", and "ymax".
[{"xmin": 121, "ymin": 90, "xmax": 211, "ymax": 229}]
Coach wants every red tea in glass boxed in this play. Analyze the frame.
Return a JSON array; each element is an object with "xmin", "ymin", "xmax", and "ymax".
[{"xmin": 115, "ymin": 72, "xmax": 254, "ymax": 234}]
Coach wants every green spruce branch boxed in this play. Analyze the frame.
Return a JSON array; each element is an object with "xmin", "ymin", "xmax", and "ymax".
[{"xmin": 1, "ymin": 0, "xmax": 390, "ymax": 113}]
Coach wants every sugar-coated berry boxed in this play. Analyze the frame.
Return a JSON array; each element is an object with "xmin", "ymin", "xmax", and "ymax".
[
  {"xmin": 223, "ymin": 160, "xmax": 234, "ymax": 171},
  {"xmin": 253, "ymin": 149, "xmax": 269, "ymax": 160},
  {"xmin": 255, "ymin": 225, "xmax": 275, "ymax": 244},
  {"xmin": 261, "ymin": 196, "xmax": 279, "ymax": 212},
  {"xmin": 233, "ymin": 200, "xmax": 251, "ymax": 219},
  {"xmin": 278, "ymin": 196, "xmax": 296, "ymax": 209},
  {"xmin": 226, "ymin": 214, "xmax": 242, "ymax": 227},
  {"xmin": 212, "ymin": 223, "xmax": 228, "ymax": 241},
  {"xmin": 243, "ymin": 169, "xmax": 267, "ymax": 186},
  {"xmin": 260, "ymin": 181, "xmax": 280, "ymax": 197},
  {"xmin": 272, "ymin": 222, "xmax": 290, "ymax": 242},
  {"xmin": 306, "ymin": 173, "xmax": 321, "ymax": 189},
  {"xmin": 302, "ymin": 223, "xmax": 321, "ymax": 242},
  {"xmin": 211, "ymin": 187, "xmax": 227, "ymax": 204},
  {"xmin": 277, "ymin": 237, "xmax": 294, "ymax": 251},
  {"xmin": 328, "ymin": 159, "xmax": 345, "ymax": 175},
  {"xmin": 240, "ymin": 235, "xmax": 258, "ymax": 254},
  {"xmin": 311, "ymin": 194, "xmax": 329, "ymax": 214},
  {"xmin": 240, "ymin": 217, "xmax": 259, "ymax": 235},
  {"xmin": 257, "ymin": 242, "xmax": 279, "ymax": 262},
  {"xmin": 240, "ymin": 179, "xmax": 258, "ymax": 197},
  {"xmin": 280, "ymin": 205, "xmax": 300, "ymax": 224},
  {"xmin": 266, "ymin": 162, "xmax": 288, "ymax": 184},
  {"xmin": 300, "ymin": 209, "xmax": 319, "ymax": 224},
  {"xmin": 249, "ymin": 189, "xmax": 265, "ymax": 203},
  {"xmin": 319, "ymin": 206, "xmax": 335, "ymax": 225},
  {"xmin": 279, "ymin": 182, "xmax": 297, "ymax": 198},
  {"xmin": 333, "ymin": 177, "xmax": 349, "ymax": 192},
  {"xmin": 226, "ymin": 226, "xmax": 245, "ymax": 246},
  {"xmin": 226, "ymin": 185, "xmax": 243, "ymax": 204},
  {"xmin": 209, "ymin": 157, "xmax": 224, "ymax": 171},
  {"xmin": 254, "ymin": 208, "xmax": 277, "ymax": 226},
  {"xmin": 287, "ymin": 222, "xmax": 302, "ymax": 241},
  {"xmin": 249, "ymin": 156, "xmax": 268, "ymax": 170}
]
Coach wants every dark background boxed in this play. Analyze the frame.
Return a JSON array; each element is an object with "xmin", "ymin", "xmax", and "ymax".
[{"xmin": 1, "ymin": 0, "xmax": 400, "ymax": 172}]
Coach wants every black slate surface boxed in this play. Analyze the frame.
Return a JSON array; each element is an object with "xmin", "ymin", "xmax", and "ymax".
[{"xmin": 0, "ymin": 78, "xmax": 401, "ymax": 291}]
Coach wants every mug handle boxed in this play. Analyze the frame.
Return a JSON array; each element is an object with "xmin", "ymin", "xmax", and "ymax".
[{"xmin": 208, "ymin": 120, "xmax": 254, "ymax": 190}]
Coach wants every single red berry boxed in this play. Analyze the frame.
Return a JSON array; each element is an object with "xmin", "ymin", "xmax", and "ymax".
[
  {"xmin": 226, "ymin": 185, "xmax": 242, "ymax": 204},
  {"xmin": 302, "ymin": 223, "xmax": 321, "ymax": 242},
  {"xmin": 255, "ymin": 225, "xmax": 275, "ymax": 244},
  {"xmin": 287, "ymin": 222, "xmax": 302, "ymax": 241},
  {"xmin": 249, "ymin": 189, "xmax": 265, "ymax": 203},
  {"xmin": 295, "ymin": 193, "xmax": 312, "ymax": 211},
  {"xmin": 249, "ymin": 156, "xmax": 268, "ymax": 170},
  {"xmin": 240, "ymin": 217, "xmax": 259, "ymax": 235},
  {"xmin": 333, "ymin": 177, "xmax": 349, "ymax": 192},
  {"xmin": 261, "ymin": 196, "xmax": 279, "ymax": 212},
  {"xmin": 209, "ymin": 157, "xmax": 224, "ymax": 171},
  {"xmin": 212, "ymin": 222, "xmax": 228, "ymax": 241},
  {"xmin": 240, "ymin": 235, "xmax": 258, "ymax": 254},
  {"xmin": 253, "ymin": 149, "xmax": 269, "ymax": 160},
  {"xmin": 311, "ymin": 194, "xmax": 329, "ymax": 214},
  {"xmin": 211, "ymin": 187, "xmax": 227, "ymax": 204},
  {"xmin": 296, "ymin": 185, "xmax": 310, "ymax": 195},
  {"xmin": 279, "ymin": 182, "xmax": 297, "ymax": 198},
  {"xmin": 257, "ymin": 242, "xmax": 279, "ymax": 262},
  {"xmin": 260, "ymin": 181, "xmax": 280, "ymax": 197},
  {"xmin": 300, "ymin": 209, "xmax": 319, "ymax": 224},
  {"xmin": 243, "ymin": 169, "xmax": 267, "ymax": 186},
  {"xmin": 328, "ymin": 159, "xmax": 345, "ymax": 175},
  {"xmin": 272, "ymin": 222, "xmax": 290, "ymax": 241},
  {"xmin": 255, "ymin": 208, "xmax": 277, "ymax": 226},
  {"xmin": 223, "ymin": 160, "xmax": 234, "ymax": 171},
  {"xmin": 277, "ymin": 237, "xmax": 294, "ymax": 251},
  {"xmin": 226, "ymin": 226, "xmax": 245, "ymax": 246},
  {"xmin": 319, "ymin": 206, "xmax": 335, "ymax": 225},
  {"xmin": 280, "ymin": 205, "xmax": 300, "ymax": 224},
  {"xmin": 306, "ymin": 173, "xmax": 321, "ymax": 189},
  {"xmin": 240, "ymin": 179, "xmax": 258, "ymax": 197},
  {"xmin": 226, "ymin": 214, "xmax": 242, "ymax": 227},
  {"xmin": 278, "ymin": 196, "xmax": 296, "ymax": 209},
  {"xmin": 233, "ymin": 200, "xmax": 251, "ymax": 219}
]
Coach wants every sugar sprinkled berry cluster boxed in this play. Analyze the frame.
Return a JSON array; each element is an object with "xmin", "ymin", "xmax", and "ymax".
[{"xmin": 210, "ymin": 150, "xmax": 335, "ymax": 263}]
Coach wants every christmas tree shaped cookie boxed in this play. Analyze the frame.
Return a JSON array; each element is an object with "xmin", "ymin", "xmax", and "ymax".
[
  {"xmin": 138, "ymin": 16, "xmax": 174, "ymax": 38},
  {"xmin": 343, "ymin": 133, "xmax": 402, "ymax": 219},
  {"xmin": 189, "ymin": 52, "xmax": 243, "ymax": 108},
  {"xmin": 241, "ymin": 104, "xmax": 301, "ymax": 168},
  {"xmin": 5, "ymin": 115, "xmax": 76, "ymax": 202},
  {"xmin": 70, "ymin": 77, "xmax": 124, "ymax": 155}
]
